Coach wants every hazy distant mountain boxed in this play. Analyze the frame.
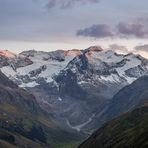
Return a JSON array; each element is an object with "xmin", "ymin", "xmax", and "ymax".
[{"xmin": 102, "ymin": 76, "xmax": 148, "ymax": 121}]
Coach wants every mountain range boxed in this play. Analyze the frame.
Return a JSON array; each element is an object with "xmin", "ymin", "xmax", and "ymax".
[{"xmin": 0, "ymin": 46, "xmax": 148, "ymax": 147}]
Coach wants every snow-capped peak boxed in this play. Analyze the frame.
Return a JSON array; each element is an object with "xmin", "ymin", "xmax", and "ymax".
[
  {"xmin": 61, "ymin": 47, "xmax": 148, "ymax": 86},
  {"xmin": 64, "ymin": 49, "xmax": 82, "ymax": 57},
  {"xmin": 0, "ymin": 50, "xmax": 16, "ymax": 58},
  {"xmin": 1, "ymin": 49, "xmax": 81, "ymax": 87},
  {"xmin": 84, "ymin": 46, "xmax": 102, "ymax": 55}
]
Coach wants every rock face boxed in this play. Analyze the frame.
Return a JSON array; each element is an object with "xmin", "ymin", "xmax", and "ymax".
[
  {"xmin": 1, "ymin": 47, "xmax": 148, "ymax": 134},
  {"xmin": 0, "ymin": 50, "xmax": 33, "ymax": 71}
]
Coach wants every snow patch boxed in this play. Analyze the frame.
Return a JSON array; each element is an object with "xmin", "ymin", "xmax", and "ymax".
[
  {"xmin": 100, "ymin": 74, "xmax": 120, "ymax": 83},
  {"xmin": 19, "ymin": 81, "xmax": 39, "ymax": 88},
  {"xmin": 58, "ymin": 97, "xmax": 62, "ymax": 101},
  {"xmin": 0, "ymin": 50, "xmax": 16, "ymax": 58}
]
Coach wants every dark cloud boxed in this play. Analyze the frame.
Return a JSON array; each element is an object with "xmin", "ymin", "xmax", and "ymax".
[
  {"xmin": 77, "ymin": 21, "xmax": 148, "ymax": 39},
  {"xmin": 135, "ymin": 44, "xmax": 148, "ymax": 52},
  {"xmin": 46, "ymin": 0, "xmax": 100, "ymax": 9},
  {"xmin": 76, "ymin": 24, "xmax": 114, "ymax": 38},
  {"xmin": 136, "ymin": 17, "xmax": 148, "ymax": 25},
  {"xmin": 117, "ymin": 22, "xmax": 148, "ymax": 38}
]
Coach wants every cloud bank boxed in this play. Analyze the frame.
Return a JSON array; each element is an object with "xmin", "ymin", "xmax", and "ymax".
[
  {"xmin": 46, "ymin": 0, "xmax": 100, "ymax": 9},
  {"xmin": 135, "ymin": 44, "xmax": 148, "ymax": 52},
  {"xmin": 117, "ymin": 22, "xmax": 148, "ymax": 38},
  {"xmin": 77, "ymin": 24, "xmax": 114, "ymax": 38},
  {"xmin": 77, "ymin": 22, "xmax": 148, "ymax": 39}
]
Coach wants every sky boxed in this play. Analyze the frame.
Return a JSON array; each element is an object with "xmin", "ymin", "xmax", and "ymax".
[{"xmin": 0, "ymin": 0, "xmax": 148, "ymax": 57}]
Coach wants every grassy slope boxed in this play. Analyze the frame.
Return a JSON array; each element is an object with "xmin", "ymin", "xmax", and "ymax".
[
  {"xmin": 79, "ymin": 105, "xmax": 148, "ymax": 148},
  {"xmin": 0, "ymin": 102, "xmax": 48, "ymax": 147},
  {"xmin": 0, "ymin": 128, "xmax": 43, "ymax": 148},
  {"xmin": 0, "ymin": 103, "xmax": 84, "ymax": 147}
]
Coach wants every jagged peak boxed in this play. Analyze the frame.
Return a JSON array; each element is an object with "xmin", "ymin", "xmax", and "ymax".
[
  {"xmin": 64, "ymin": 49, "xmax": 82, "ymax": 57},
  {"xmin": 20, "ymin": 49, "xmax": 82, "ymax": 58},
  {"xmin": 19, "ymin": 50, "xmax": 41, "ymax": 57},
  {"xmin": 123, "ymin": 52, "xmax": 134, "ymax": 57},
  {"xmin": 0, "ymin": 50, "xmax": 16, "ymax": 58},
  {"xmin": 84, "ymin": 46, "xmax": 103, "ymax": 53}
]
